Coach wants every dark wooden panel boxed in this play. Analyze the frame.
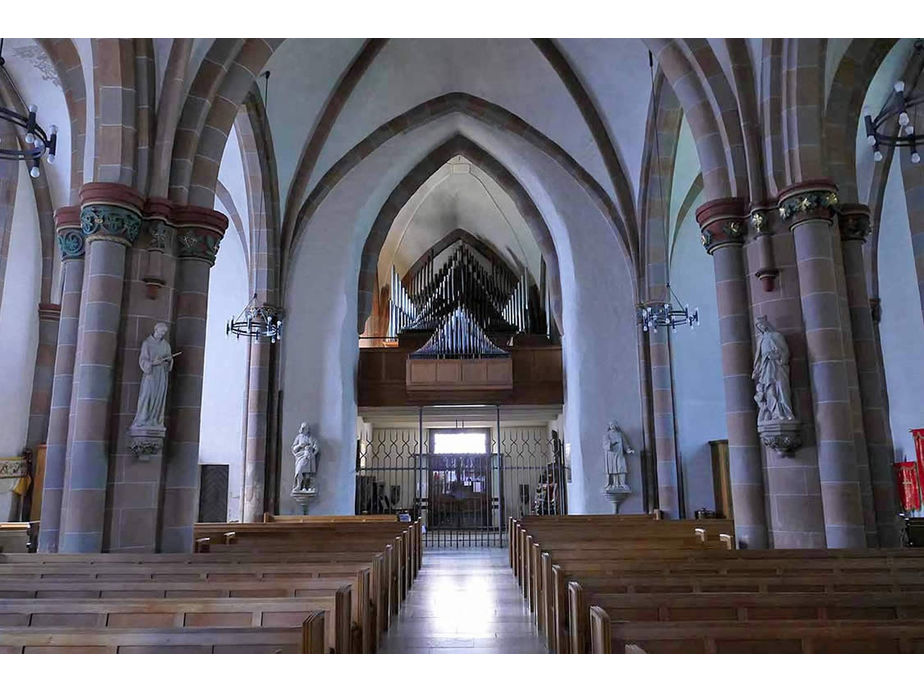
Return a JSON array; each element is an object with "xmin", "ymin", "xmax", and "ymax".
[{"xmin": 358, "ymin": 344, "xmax": 563, "ymax": 406}]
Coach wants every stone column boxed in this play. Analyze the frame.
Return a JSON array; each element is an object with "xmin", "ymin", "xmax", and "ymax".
[
  {"xmin": 745, "ymin": 206, "xmax": 826, "ymax": 548},
  {"xmin": 37, "ymin": 208, "xmax": 84, "ymax": 552},
  {"xmin": 243, "ymin": 337, "xmax": 269, "ymax": 522},
  {"xmin": 59, "ymin": 183, "xmax": 143, "ymax": 553},
  {"xmin": 839, "ymin": 204, "xmax": 900, "ymax": 546},
  {"xmin": 647, "ymin": 323, "xmax": 680, "ymax": 517},
  {"xmin": 779, "ymin": 180, "xmax": 865, "ymax": 548},
  {"xmin": 696, "ymin": 198, "xmax": 768, "ymax": 549},
  {"xmin": 159, "ymin": 207, "xmax": 227, "ymax": 552},
  {"xmin": 25, "ymin": 305, "xmax": 61, "ymax": 451},
  {"xmin": 106, "ymin": 198, "xmax": 178, "ymax": 552}
]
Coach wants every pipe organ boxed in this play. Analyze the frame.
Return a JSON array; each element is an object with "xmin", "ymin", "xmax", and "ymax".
[{"xmin": 387, "ymin": 240, "xmax": 542, "ymax": 359}]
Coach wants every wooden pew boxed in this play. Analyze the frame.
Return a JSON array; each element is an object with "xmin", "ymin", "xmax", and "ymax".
[
  {"xmin": 551, "ymin": 557, "xmax": 924, "ymax": 652},
  {"xmin": 263, "ymin": 513, "xmax": 398, "ymax": 523},
  {"xmin": 0, "ymin": 594, "xmax": 348, "ymax": 653},
  {"xmin": 512, "ymin": 517, "xmax": 733, "ymax": 590},
  {"xmin": 0, "ymin": 563, "xmax": 375, "ymax": 653},
  {"xmin": 0, "ymin": 619, "xmax": 327, "ymax": 654},
  {"xmin": 569, "ymin": 582, "xmax": 924, "ymax": 653},
  {"xmin": 196, "ymin": 519, "xmax": 420, "ymax": 590},
  {"xmin": 0, "ymin": 522, "xmax": 37, "ymax": 553},
  {"xmin": 0, "ymin": 556, "xmax": 379, "ymax": 653},
  {"xmin": 588, "ymin": 607, "xmax": 924, "ymax": 653}
]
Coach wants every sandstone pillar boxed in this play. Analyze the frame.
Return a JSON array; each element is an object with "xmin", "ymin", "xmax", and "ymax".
[
  {"xmin": 159, "ymin": 207, "xmax": 226, "ymax": 552},
  {"xmin": 839, "ymin": 204, "xmax": 900, "ymax": 546},
  {"xmin": 59, "ymin": 183, "xmax": 143, "ymax": 553},
  {"xmin": 25, "ymin": 304, "xmax": 61, "ymax": 450},
  {"xmin": 642, "ymin": 318, "xmax": 680, "ymax": 516},
  {"xmin": 779, "ymin": 181, "xmax": 865, "ymax": 548},
  {"xmin": 696, "ymin": 198, "xmax": 768, "ymax": 549},
  {"xmin": 243, "ymin": 337, "xmax": 269, "ymax": 522},
  {"xmin": 106, "ymin": 198, "xmax": 178, "ymax": 552},
  {"xmin": 744, "ymin": 205, "xmax": 826, "ymax": 548},
  {"xmin": 37, "ymin": 208, "xmax": 84, "ymax": 552}
]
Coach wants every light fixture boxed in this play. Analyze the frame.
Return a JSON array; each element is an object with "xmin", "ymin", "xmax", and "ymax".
[
  {"xmin": 637, "ymin": 50, "xmax": 700, "ymax": 335},
  {"xmin": 865, "ymin": 40, "xmax": 923, "ymax": 164},
  {"xmin": 638, "ymin": 299, "xmax": 699, "ymax": 333},
  {"xmin": 0, "ymin": 39, "xmax": 57, "ymax": 175},
  {"xmin": 226, "ymin": 71, "xmax": 280, "ymax": 344},
  {"xmin": 226, "ymin": 294, "xmax": 284, "ymax": 343}
]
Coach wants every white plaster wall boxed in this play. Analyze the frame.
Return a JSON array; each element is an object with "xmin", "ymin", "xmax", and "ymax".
[
  {"xmin": 878, "ymin": 155, "xmax": 924, "ymax": 460},
  {"xmin": 0, "ymin": 163, "xmax": 41, "ymax": 457},
  {"xmin": 282, "ymin": 114, "xmax": 642, "ymax": 517},
  {"xmin": 377, "ymin": 158, "xmax": 541, "ymax": 284},
  {"xmin": 557, "ymin": 39, "xmax": 651, "ymax": 202},
  {"xmin": 1, "ymin": 39, "xmax": 72, "ymax": 210},
  {"xmin": 310, "ymin": 39, "xmax": 614, "ymax": 202},
  {"xmin": 262, "ymin": 38, "xmax": 365, "ymax": 203},
  {"xmin": 198, "ymin": 196, "xmax": 249, "ymax": 521},
  {"xmin": 669, "ymin": 189, "xmax": 728, "ymax": 514},
  {"xmin": 670, "ymin": 117, "xmax": 699, "ymax": 240}
]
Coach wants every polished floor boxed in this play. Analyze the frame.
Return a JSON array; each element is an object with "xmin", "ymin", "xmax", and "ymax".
[{"xmin": 380, "ymin": 547, "xmax": 548, "ymax": 654}]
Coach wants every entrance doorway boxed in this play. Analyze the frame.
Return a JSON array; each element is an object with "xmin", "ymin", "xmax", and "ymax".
[{"xmin": 355, "ymin": 406, "xmax": 567, "ymax": 547}]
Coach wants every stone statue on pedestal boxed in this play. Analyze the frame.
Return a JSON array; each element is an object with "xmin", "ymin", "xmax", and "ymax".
[
  {"xmin": 130, "ymin": 322, "xmax": 174, "ymax": 431},
  {"xmin": 292, "ymin": 422, "xmax": 319, "ymax": 494},
  {"xmin": 752, "ymin": 316, "xmax": 802, "ymax": 456},
  {"xmin": 752, "ymin": 316, "xmax": 795, "ymax": 423},
  {"xmin": 603, "ymin": 420, "xmax": 634, "ymax": 491}
]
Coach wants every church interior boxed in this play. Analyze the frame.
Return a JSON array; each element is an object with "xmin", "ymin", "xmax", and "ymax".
[{"xmin": 1, "ymin": 29, "xmax": 924, "ymax": 662}]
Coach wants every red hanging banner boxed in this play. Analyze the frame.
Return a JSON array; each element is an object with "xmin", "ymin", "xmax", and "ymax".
[
  {"xmin": 895, "ymin": 461, "xmax": 921, "ymax": 512},
  {"xmin": 913, "ymin": 429, "xmax": 924, "ymax": 486}
]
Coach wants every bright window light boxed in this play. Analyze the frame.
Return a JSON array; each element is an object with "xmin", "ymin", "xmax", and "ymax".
[{"xmin": 433, "ymin": 431, "xmax": 487, "ymax": 454}]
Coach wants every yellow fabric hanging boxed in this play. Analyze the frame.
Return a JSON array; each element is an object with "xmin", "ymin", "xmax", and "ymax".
[{"xmin": 11, "ymin": 475, "xmax": 31, "ymax": 496}]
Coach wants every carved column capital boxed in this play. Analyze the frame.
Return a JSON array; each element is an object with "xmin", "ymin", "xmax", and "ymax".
[
  {"xmin": 694, "ymin": 197, "xmax": 749, "ymax": 255},
  {"xmin": 78, "ymin": 182, "xmax": 145, "ymax": 247},
  {"xmin": 778, "ymin": 179, "xmax": 839, "ymax": 226},
  {"xmin": 143, "ymin": 197, "xmax": 177, "ymax": 252},
  {"xmin": 80, "ymin": 204, "xmax": 142, "ymax": 246},
  {"xmin": 55, "ymin": 206, "xmax": 85, "ymax": 260},
  {"xmin": 838, "ymin": 203, "xmax": 873, "ymax": 243},
  {"xmin": 173, "ymin": 206, "xmax": 228, "ymax": 266}
]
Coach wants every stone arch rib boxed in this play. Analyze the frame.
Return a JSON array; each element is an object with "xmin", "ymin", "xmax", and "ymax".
[
  {"xmin": 646, "ymin": 39, "xmax": 745, "ymax": 201},
  {"xmin": 287, "ymin": 93, "xmax": 631, "ymax": 282},
  {"xmin": 35, "ymin": 39, "xmax": 86, "ymax": 205}
]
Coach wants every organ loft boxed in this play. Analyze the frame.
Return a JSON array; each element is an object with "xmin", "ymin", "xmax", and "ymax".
[{"xmin": 0, "ymin": 23, "xmax": 924, "ymax": 669}]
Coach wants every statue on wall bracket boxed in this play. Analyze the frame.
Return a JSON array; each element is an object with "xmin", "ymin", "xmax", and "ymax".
[
  {"xmin": 603, "ymin": 419, "xmax": 634, "ymax": 513},
  {"xmin": 128, "ymin": 322, "xmax": 180, "ymax": 459},
  {"xmin": 291, "ymin": 422, "xmax": 320, "ymax": 513},
  {"xmin": 752, "ymin": 316, "xmax": 802, "ymax": 456}
]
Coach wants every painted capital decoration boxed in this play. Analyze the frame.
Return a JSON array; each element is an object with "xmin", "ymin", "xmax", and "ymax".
[
  {"xmin": 56, "ymin": 227, "xmax": 85, "ymax": 259},
  {"xmin": 177, "ymin": 227, "xmax": 222, "ymax": 264},
  {"xmin": 699, "ymin": 217, "xmax": 748, "ymax": 254},
  {"xmin": 80, "ymin": 204, "xmax": 142, "ymax": 245},
  {"xmin": 146, "ymin": 219, "xmax": 175, "ymax": 252},
  {"xmin": 838, "ymin": 208, "xmax": 872, "ymax": 243},
  {"xmin": 778, "ymin": 190, "xmax": 839, "ymax": 223}
]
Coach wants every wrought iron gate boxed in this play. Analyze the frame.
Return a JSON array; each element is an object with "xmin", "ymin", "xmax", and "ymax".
[{"xmin": 355, "ymin": 418, "xmax": 566, "ymax": 547}]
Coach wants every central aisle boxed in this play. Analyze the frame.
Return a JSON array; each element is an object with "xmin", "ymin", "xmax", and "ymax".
[{"xmin": 380, "ymin": 547, "xmax": 548, "ymax": 654}]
